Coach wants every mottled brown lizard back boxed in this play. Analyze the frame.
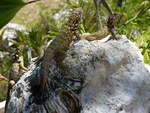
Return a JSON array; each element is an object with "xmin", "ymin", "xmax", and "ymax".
[{"xmin": 39, "ymin": 8, "xmax": 83, "ymax": 90}]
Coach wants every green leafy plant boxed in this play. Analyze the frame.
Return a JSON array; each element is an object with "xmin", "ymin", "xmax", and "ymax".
[
  {"xmin": 112, "ymin": 0, "xmax": 150, "ymax": 63},
  {"xmin": 0, "ymin": 0, "xmax": 40, "ymax": 29},
  {"xmin": 16, "ymin": 17, "xmax": 49, "ymax": 59}
]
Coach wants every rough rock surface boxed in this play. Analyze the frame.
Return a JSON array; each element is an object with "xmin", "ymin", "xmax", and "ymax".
[
  {"xmin": 2, "ymin": 23, "xmax": 27, "ymax": 40},
  {"xmin": 6, "ymin": 35, "xmax": 150, "ymax": 113},
  {"xmin": 0, "ymin": 101, "xmax": 5, "ymax": 113},
  {"xmin": 0, "ymin": 23, "xmax": 27, "ymax": 48}
]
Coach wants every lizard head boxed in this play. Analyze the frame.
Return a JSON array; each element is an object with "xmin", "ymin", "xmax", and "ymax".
[{"xmin": 67, "ymin": 8, "xmax": 83, "ymax": 27}]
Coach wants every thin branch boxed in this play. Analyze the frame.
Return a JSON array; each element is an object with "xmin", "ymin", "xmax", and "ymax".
[
  {"xmin": 102, "ymin": 0, "xmax": 113, "ymax": 15},
  {"xmin": 125, "ymin": 8, "xmax": 144, "ymax": 25},
  {"xmin": 93, "ymin": 0, "xmax": 103, "ymax": 30}
]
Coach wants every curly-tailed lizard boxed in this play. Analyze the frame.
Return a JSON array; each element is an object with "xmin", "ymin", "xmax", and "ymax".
[{"xmin": 39, "ymin": 8, "xmax": 83, "ymax": 91}]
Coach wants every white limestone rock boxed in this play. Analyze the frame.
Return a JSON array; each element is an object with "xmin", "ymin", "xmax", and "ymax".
[
  {"xmin": 63, "ymin": 35, "xmax": 150, "ymax": 113},
  {"xmin": 1, "ymin": 23, "xmax": 27, "ymax": 47},
  {"xmin": 2, "ymin": 23, "xmax": 27, "ymax": 40},
  {"xmin": 0, "ymin": 101, "xmax": 5, "ymax": 113},
  {"xmin": 6, "ymin": 35, "xmax": 150, "ymax": 113}
]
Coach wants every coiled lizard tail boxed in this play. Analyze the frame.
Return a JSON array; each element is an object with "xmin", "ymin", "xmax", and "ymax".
[
  {"xmin": 38, "ymin": 8, "xmax": 83, "ymax": 97},
  {"xmin": 107, "ymin": 13, "xmax": 121, "ymax": 41}
]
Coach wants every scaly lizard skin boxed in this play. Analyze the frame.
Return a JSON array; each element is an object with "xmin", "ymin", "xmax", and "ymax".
[
  {"xmin": 82, "ymin": 13, "xmax": 121, "ymax": 42},
  {"xmin": 39, "ymin": 8, "xmax": 83, "ymax": 90},
  {"xmin": 81, "ymin": 26, "xmax": 109, "ymax": 41}
]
